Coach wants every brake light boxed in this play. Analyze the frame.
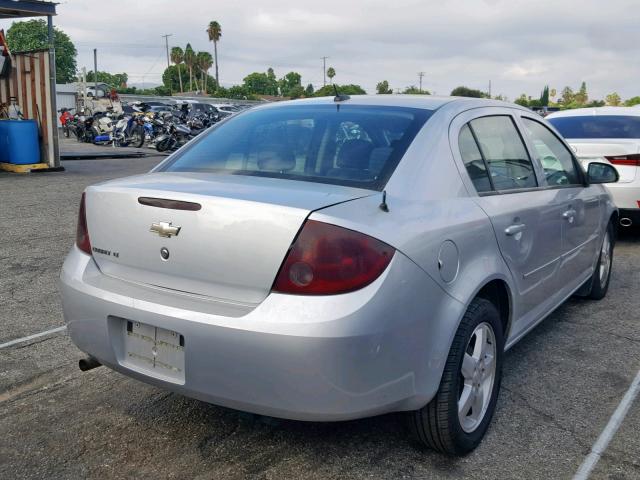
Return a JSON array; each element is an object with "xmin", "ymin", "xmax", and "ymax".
[
  {"xmin": 272, "ymin": 220, "xmax": 395, "ymax": 295},
  {"xmin": 606, "ymin": 154, "xmax": 640, "ymax": 167},
  {"xmin": 76, "ymin": 192, "xmax": 92, "ymax": 255}
]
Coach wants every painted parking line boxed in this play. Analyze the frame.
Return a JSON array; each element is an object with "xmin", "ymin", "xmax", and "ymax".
[
  {"xmin": 573, "ymin": 368, "xmax": 640, "ymax": 480},
  {"xmin": 0, "ymin": 326, "xmax": 67, "ymax": 350}
]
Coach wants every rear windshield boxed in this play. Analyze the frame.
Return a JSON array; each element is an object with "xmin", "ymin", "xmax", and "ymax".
[
  {"xmin": 160, "ymin": 104, "xmax": 432, "ymax": 190},
  {"xmin": 548, "ymin": 115, "xmax": 640, "ymax": 139}
]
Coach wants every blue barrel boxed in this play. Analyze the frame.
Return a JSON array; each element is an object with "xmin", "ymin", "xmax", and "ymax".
[
  {"xmin": 0, "ymin": 121, "xmax": 7, "ymax": 163},
  {"xmin": 4, "ymin": 120, "xmax": 40, "ymax": 164}
]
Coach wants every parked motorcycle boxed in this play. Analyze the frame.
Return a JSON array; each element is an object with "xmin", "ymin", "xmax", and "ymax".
[
  {"xmin": 58, "ymin": 108, "xmax": 74, "ymax": 138},
  {"xmin": 112, "ymin": 114, "xmax": 145, "ymax": 148}
]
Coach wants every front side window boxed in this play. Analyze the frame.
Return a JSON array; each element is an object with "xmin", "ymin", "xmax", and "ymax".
[
  {"xmin": 161, "ymin": 105, "xmax": 432, "ymax": 190},
  {"xmin": 469, "ymin": 116, "xmax": 537, "ymax": 191},
  {"xmin": 521, "ymin": 118, "xmax": 582, "ymax": 186}
]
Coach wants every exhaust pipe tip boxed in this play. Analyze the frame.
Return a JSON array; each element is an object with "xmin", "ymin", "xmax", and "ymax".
[
  {"xmin": 620, "ymin": 217, "xmax": 633, "ymax": 227},
  {"xmin": 78, "ymin": 356, "xmax": 102, "ymax": 372}
]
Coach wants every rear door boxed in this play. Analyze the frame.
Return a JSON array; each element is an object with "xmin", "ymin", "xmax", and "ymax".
[
  {"xmin": 451, "ymin": 109, "xmax": 565, "ymax": 334},
  {"xmin": 518, "ymin": 115, "xmax": 601, "ymax": 285}
]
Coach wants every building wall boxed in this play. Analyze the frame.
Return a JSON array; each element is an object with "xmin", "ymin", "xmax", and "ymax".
[{"xmin": 0, "ymin": 49, "xmax": 57, "ymax": 166}]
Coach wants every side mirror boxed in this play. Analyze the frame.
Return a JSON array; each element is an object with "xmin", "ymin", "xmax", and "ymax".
[{"xmin": 587, "ymin": 162, "xmax": 619, "ymax": 184}]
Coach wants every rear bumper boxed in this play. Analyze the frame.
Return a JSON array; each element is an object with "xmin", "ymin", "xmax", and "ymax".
[
  {"xmin": 605, "ymin": 180, "xmax": 640, "ymax": 210},
  {"xmin": 61, "ymin": 246, "xmax": 464, "ymax": 421}
]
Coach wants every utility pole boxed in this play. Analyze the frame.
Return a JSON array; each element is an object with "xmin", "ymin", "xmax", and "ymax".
[
  {"xmin": 488, "ymin": 80, "xmax": 492, "ymax": 98},
  {"xmin": 418, "ymin": 72, "xmax": 425, "ymax": 93},
  {"xmin": 161, "ymin": 34, "xmax": 172, "ymax": 69},
  {"xmin": 93, "ymin": 48, "xmax": 98, "ymax": 96},
  {"xmin": 321, "ymin": 56, "xmax": 329, "ymax": 87}
]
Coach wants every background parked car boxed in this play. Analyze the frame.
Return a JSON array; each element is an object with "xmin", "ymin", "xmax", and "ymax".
[{"xmin": 547, "ymin": 107, "xmax": 640, "ymax": 228}]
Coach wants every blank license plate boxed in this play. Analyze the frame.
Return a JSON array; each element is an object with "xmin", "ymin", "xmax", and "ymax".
[{"xmin": 122, "ymin": 320, "xmax": 185, "ymax": 383}]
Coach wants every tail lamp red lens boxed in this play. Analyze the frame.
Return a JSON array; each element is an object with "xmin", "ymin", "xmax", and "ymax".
[
  {"xmin": 606, "ymin": 154, "xmax": 640, "ymax": 167},
  {"xmin": 76, "ymin": 192, "xmax": 92, "ymax": 255},
  {"xmin": 272, "ymin": 220, "xmax": 395, "ymax": 295}
]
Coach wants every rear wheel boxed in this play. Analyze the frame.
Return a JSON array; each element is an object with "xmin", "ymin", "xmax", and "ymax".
[
  {"xmin": 132, "ymin": 126, "xmax": 145, "ymax": 148},
  {"xmin": 587, "ymin": 222, "xmax": 614, "ymax": 300},
  {"xmin": 409, "ymin": 298, "xmax": 504, "ymax": 455}
]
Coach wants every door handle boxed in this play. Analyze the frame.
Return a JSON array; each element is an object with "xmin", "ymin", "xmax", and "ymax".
[
  {"xmin": 505, "ymin": 223, "xmax": 526, "ymax": 236},
  {"xmin": 562, "ymin": 209, "xmax": 577, "ymax": 220}
]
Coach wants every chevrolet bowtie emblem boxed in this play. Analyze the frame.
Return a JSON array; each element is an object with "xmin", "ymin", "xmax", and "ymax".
[{"xmin": 150, "ymin": 221, "xmax": 181, "ymax": 238}]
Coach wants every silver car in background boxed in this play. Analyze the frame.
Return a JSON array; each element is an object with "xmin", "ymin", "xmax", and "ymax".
[{"xmin": 61, "ymin": 96, "xmax": 619, "ymax": 455}]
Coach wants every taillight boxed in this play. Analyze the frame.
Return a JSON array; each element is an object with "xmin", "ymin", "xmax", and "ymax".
[
  {"xmin": 76, "ymin": 192, "xmax": 92, "ymax": 255},
  {"xmin": 606, "ymin": 154, "xmax": 640, "ymax": 167},
  {"xmin": 272, "ymin": 220, "xmax": 395, "ymax": 295}
]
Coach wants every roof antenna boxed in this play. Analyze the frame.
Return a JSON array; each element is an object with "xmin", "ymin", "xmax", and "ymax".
[
  {"xmin": 333, "ymin": 84, "xmax": 350, "ymax": 102},
  {"xmin": 379, "ymin": 190, "xmax": 389, "ymax": 212}
]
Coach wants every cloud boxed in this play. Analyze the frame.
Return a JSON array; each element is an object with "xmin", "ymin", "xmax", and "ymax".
[{"xmin": 1, "ymin": 0, "xmax": 637, "ymax": 99}]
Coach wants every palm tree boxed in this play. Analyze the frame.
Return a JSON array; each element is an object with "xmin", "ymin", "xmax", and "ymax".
[
  {"xmin": 170, "ymin": 46, "xmax": 184, "ymax": 93},
  {"xmin": 184, "ymin": 43, "xmax": 195, "ymax": 92},
  {"xmin": 197, "ymin": 51, "xmax": 213, "ymax": 93},
  {"xmin": 206, "ymin": 21, "xmax": 222, "ymax": 87},
  {"xmin": 327, "ymin": 67, "xmax": 336, "ymax": 84}
]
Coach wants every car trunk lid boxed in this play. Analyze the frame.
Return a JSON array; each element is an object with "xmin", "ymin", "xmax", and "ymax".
[{"xmin": 85, "ymin": 172, "xmax": 373, "ymax": 305}]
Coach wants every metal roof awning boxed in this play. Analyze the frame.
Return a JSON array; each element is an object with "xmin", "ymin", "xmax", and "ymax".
[{"xmin": 0, "ymin": 0, "xmax": 57, "ymax": 19}]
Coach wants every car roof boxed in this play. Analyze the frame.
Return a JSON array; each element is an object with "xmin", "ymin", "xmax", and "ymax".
[
  {"xmin": 252, "ymin": 95, "xmax": 529, "ymax": 114},
  {"xmin": 546, "ymin": 106, "xmax": 640, "ymax": 119}
]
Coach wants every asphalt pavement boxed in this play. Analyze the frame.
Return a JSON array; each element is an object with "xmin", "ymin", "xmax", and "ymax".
[{"xmin": 1, "ymin": 158, "xmax": 639, "ymax": 480}]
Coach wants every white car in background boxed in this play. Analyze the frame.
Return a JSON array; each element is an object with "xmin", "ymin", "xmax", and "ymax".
[{"xmin": 547, "ymin": 107, "xmax": 640, "ymax": 228}]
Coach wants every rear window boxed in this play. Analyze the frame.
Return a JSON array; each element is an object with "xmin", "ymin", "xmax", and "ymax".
[
  {"xmin": 161, "ymin": 104, "xmax": 432, "ymax": 190},
  {"xmin": 548, "ymin": 115, "xmax": 640, "ymax": 139}
]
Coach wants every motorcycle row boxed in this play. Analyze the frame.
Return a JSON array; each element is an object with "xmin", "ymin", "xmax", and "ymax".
[{"xmin": 58, "ymin": 103, "xmax": 228, "ymax": 152}]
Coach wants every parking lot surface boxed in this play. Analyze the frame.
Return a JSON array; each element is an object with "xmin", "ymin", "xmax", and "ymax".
[{"xmin": 1, "ymin": 159, "xmax": 639, "ymax": 479}]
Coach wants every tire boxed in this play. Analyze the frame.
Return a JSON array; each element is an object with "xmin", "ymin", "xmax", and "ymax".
[
  {"xmin": 132, "ymin": 126, "xmax": 145, "ymax": 148},
  {"xmin": 587, "ymin": 222, "xmax": 614, "ymax": 300},
  {"xmin": 409, "ymin": 298, "xmax": 504, "ymax": 455},
  {"xmin": 156, "ymin": 137, "xmax": 171, "ymax": 152}
]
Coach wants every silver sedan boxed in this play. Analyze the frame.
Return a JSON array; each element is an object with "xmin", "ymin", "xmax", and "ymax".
[{"xmin": 61, "ymin": 95, "xmax": 619, "ymax": 455}]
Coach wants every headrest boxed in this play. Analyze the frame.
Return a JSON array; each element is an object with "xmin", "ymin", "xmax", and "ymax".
[
  {"xmin": 257, "ymin": 145, "xmax": 296, "ymax": 172},
  {"xmin": 336, "ymin": 140, "xmax": 374, "ymax": 170}
]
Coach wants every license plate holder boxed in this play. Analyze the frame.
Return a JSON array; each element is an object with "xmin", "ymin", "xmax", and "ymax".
[{"xmin": 121, "ymin": 320, "xmax": 185, "ymax": 383}]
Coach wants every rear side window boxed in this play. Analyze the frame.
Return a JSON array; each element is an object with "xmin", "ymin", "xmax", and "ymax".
[
  {"xmin": 469, "ymin": 116, "xmax": 537, "ymax": 191},
  {"xmin": 459, "ymin": 124, "xmax": 492, "ymax": 193},
  {"xmin": 548, "ymin": 115, "xmax": 640, "ymax": 139},
  {"xmin": 162, "ymin": 105, "xmax": 432, "ymax": 190},
  {"xmin": 521, "ymin": 118, "xmax": 582, "ymax": 186}
]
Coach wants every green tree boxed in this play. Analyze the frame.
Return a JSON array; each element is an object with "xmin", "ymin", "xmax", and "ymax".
[
  {"xmin": 183, "ymin": 43, "xmax": 195, "ymax": 91},
  {"xmin": 86, "ymin": 71, "xmax": 128, "ymax": 87},
  {"xmin": 539, "ymin": 85, "xmax": 549, "ymax": 106},
  {"xmin": 514, "ymin": 94, "xmax": 529, "ymax": 107},
  {"xmin": 605, "ymin": 92, "xmax": 622, "ymax": 106},
  {"xmin": 560, "ymin": 86, "xmax": 574, "ymax": 105},
  {"xmin": 326, "ymin": 67, "xmax": 336, "ymax": 84},
  {"xmin": 243, "ymin": 72, "xmax": 271, "ymax": 95},
  {"xmin": 170, "ymin": 47, "xmax": 184, "ymax": 93},
  {"xmin": 162, "ymin": 64, "xmax": 189, "ymax": 94},
  {"xmin": 376, "ymin": 80, "xmax": 392, "ymax": 94},
  {"xmin": 625, "ymin": 96, "xmax": 640, "ymax": 107},
  {"xmin": 266, "ymin": 68, "xmax": 278, "ymax": 95},
  {"xmin": 197, "ymin": 51, "xmax": 213, "ymax": 92},
  {"xmin": 574, "ymin": 82, "xmax": 588, "ymax": 105},
  {"xmin": 6, "ymin": 19, "xmax": 77, "ymax": 83},
  {"xmin": 288, "ymin": 85, "xmax": 305, "ymax": 99},
  {"xmin": 314, "ymin": 84, "xmax": 366, "ymax": 96},
  {"xmin": 279, "ymin": 71, "xmax": 302, "ymax": 97},
  {"xmin": 206, "ymin": 21, "xmax": 222, "ymax": 86},
  {"xmin": 403, "ymin": 85, "xmax": 430, "ymax": 95},
  {"xmin": 451, "ymin": 86, "xmax": 486, "ymax": 98},
  {"xmin": 305, "ymin": 83, "xmax": 315, "ymax": 96}
]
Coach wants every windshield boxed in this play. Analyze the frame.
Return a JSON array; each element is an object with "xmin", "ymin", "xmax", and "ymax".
[
  {"xmin": 160, "ymin": 104, "xmax": 432, "ymax": 190},
  {"xmin": 548, "ymin": 115, "xmax": 640, "ymax": 139}
]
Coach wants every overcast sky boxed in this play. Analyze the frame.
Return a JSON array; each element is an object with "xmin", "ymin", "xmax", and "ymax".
[{"xmin": 3, "ymin": 0, "xmax": 638, "ymax": 99}]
